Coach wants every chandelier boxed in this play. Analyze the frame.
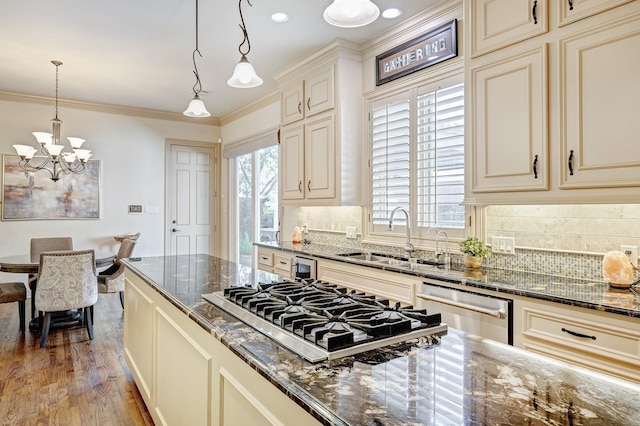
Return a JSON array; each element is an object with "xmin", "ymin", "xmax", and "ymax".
[{"xmin": 13, "ymin": 60, "xmax": 93, "ymax": 182}]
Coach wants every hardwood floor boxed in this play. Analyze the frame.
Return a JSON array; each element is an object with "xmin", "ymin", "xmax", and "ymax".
[{"xmin": 0, "ymin": 293, "xmax": 154, "ymax": 425}]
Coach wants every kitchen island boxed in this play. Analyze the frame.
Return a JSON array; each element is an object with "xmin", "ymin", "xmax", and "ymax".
[{"xmin": 123, "ymin": 254, "xmax": 640, "ymax": 426}]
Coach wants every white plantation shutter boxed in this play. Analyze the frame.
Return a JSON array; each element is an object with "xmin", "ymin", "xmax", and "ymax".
[
  {"xmin": 416, "ymin": 82, "xmax": 465, "ymax": 229},
  {"xmin": 369, "ymin": 76, "xmax": 465, "ymax": 237},
  {"xmin": 371, "ymin": 96, "xmax": 411, "ymax": 226}
]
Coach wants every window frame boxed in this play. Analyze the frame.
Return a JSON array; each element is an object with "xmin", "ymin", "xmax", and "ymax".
[{"xmin": 363, "ymin": 71, "xmax": 469, "ymax": 251}]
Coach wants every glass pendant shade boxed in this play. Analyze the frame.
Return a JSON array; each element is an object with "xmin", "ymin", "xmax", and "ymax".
[
  {"xmin": 44, "ymin": 144, "xmax": 64, "ymax": 157},
  {"xmin": 183, "ymin": 93, "xmax": 211, "ymax": 117},
  {"xmin": 74, "ymin": 149, "xmax": 92, "ymax": 162},
  {"xmin": 13, "ymin": 145, "xmax": 38, "ymax": 159},
  {"xmin": 32, "ymin": 132, "xmax": 53, "ymax": 145},
  {"xmin": 227, "ymin": 55, "xmax": 263, "ymax": 88},
  {"xmin": 323, "ymin": 0, "xmax": 380, "ymax": 28},
  {"xmin": 67, "ymin": 137, "xmax": 86, "ymax": 149}
]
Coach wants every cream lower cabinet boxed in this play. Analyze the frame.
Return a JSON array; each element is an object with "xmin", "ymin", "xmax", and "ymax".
[
  {"xmin": 317, "ymin": 259, "xmax": 419, "ymax": 306},
  {"xmin": 257, "ymin": 248, "xmax": 275, "ymax": 272},
  {"xmin": 257, "ymin": 247, "xmax": 293, "ymax": 278},
  {"xmin": 124, "ymin": 270, "xmax": 321, "ymax": 426},
  {"xmin": 514, "ymin": 297, "xmax": 640, "ymax": 383}
]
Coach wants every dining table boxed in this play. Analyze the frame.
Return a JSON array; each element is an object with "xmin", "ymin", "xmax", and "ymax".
[{"xmin": 0, "ymin": 250, "xmax": 116, "ymax": 332}]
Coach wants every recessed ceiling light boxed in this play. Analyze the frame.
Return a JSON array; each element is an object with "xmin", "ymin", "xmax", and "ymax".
[
  {"xmin": 271, "ymin": 12, "xmax": 289, "ymax": 23},
  {"xmin": 382, "ymin": 8, "xmax": 403, "ymax": 19}
]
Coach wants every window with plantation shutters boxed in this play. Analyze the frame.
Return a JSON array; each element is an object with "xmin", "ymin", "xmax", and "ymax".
[
  {"xmin": 369, "ymin": 76, "xmax": 466, "ymax": 241},
  {"xmin": 371, "ymin": 96, "xmax": 411, "ymax": 227},
  {"xmin": 416, "ymin": 82, "xmax": 465, "ymax": 230}
]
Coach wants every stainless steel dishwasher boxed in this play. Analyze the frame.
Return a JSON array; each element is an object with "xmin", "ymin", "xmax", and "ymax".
[{"xmin": 417, "ymin": 280, "xmax": 513, "ymax": 345}]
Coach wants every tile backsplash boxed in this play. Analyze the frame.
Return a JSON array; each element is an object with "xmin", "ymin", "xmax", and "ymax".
[{"xmin": 287, "ymin": 204, "xmax": 640, "ymax": 280}]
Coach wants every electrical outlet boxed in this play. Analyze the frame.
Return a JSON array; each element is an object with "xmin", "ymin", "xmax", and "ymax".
[
  {"xmin": 491, "ymin": 236, "xmax": 515, "ymax": 255},
  {"xmin": 346, "ymin": 226, "xmax": 357, "ymax": 239},
  {"xmin": 621, "ymin": 245, "xmax": 638, "ymax": 268}
]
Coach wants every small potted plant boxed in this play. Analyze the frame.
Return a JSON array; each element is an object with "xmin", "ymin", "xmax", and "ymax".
[{"xmin": 459, "ymin": 236, "xmax": 490, "ymax": 268}]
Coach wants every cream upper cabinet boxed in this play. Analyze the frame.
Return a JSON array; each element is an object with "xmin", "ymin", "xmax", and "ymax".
[
  {"xmin": 280, "ymin": 124, "xmax": 305, "ymax": 200},
  {"xmin": 281, "ymin": 114, "xmax": 335, "ymax": 201},
  {"xmin": 558, "ymin": 15, "xmax": 640, "ymax": 189},
  {"xmin": 304, "ymin": 114, "xmax": 335, "ymax": 199},
  {"xmin": 464, "ymin": 0, "xmax": 640, "ymax": 204},
  {"xmin": 280, "ymin": 67, "xmax": 334, "ymax": 126},
  {"xmin": 469, "ymin": 0, "xmax": 548, "ymax": 58},
  {"xmin": 275, "ymin": 40, "xmax": 363, "ymax": 206},
  {"xmin": 470, "ymin": 45, "xmax": 548, "ymax": 193},
  {"xmin": 281, "ymin": 81, "xmax": 304, "ymax": 126},
  {"xmin": 305, "ymin": 66, "xmax": 334, "ymax": 116},
  {"xmin": 557, "ymin": 0, "xmax": 633, "ymax": 27}
]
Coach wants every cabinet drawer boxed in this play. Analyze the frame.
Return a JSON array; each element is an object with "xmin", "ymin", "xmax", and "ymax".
[
  {"xmin": 522, "ymin": 306, "xmax": 640, "ymax": 364},
  {"xmin": 273, "ymin": 255, "xmax": 292, "ymax": 274},
  {"xmin": 257, "ymin": 250, "xmax": 274, "ymax": 267}
]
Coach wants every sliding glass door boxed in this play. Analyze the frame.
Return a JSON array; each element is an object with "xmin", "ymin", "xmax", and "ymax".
[{"xmin": 234, "ymin": 145, "xmax": 278, "ymax": 266}]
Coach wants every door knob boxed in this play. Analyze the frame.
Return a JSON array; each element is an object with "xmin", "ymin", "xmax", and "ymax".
[{"xmin": 172, "ymin": 228, "xmax": 181, "ymax": 232}]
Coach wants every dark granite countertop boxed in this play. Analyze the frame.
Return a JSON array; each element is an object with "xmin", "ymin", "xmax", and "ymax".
[
  {"xmin": 255, "ymin": 242, "xmax": 640, "ymax": 318},
  {"xmin": 123, "ymin": 254, "xmax": 640, "ymax": 426}
]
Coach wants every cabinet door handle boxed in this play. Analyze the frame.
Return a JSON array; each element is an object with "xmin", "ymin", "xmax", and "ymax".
[
  {"xmin": 561, "ymin": 327, "xmax": 596, "ymax": 340},
  {"xmin": 568, "ymin": 0, "xmax": 573, "ymax": 11},
  {"xmin": 298, "ymin": 180, "xmax": 302, "ymax": 193},
  {"xmin": 307, "ymin": 180, "xmax": 311, "ymax": 192},
  {"xmin": 532, "ymin": 0, "xmax": 538, "ymax": 24},
  {"xmin": 307, "ymin": 97, "xmax": 311, "ymax": 111},
  {"xmin": 297, "ymin": 101, "xmax": 302, "ymax": 114},
  {"xmin": 568, "ymin": 149, "xmax": 574, "ymax": 176},
  {"xmin": 533, "ymin": 154, "xmax": 538, "ymax": 179}
]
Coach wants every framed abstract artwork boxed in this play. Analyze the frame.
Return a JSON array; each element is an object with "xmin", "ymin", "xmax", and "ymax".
[{"xmin": 2, "ymin": 155, "xmax": 101, "ymax": 220}]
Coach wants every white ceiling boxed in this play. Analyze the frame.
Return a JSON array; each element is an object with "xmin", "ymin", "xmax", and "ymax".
[{"xmin": 0, "ymin": 0, "xmax": 441, "ymax": 119}]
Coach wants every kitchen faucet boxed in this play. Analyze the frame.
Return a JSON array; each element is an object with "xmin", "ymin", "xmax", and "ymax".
[
  {"xmin": 388, "ymin": 207, "xmax": 416, "ymax": 258},
  {"xmin": 436, "ymin": 230, "xmax": 449, "ymax": 266}
]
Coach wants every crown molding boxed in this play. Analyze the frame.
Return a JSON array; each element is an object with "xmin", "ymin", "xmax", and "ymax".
[
  {"xmin": 219, "ymin": 91, "xmax": 280, "ymax": 127},
  {"xmin": 0, "ymin": 90, "xmax": 221, "ymax": 126}
]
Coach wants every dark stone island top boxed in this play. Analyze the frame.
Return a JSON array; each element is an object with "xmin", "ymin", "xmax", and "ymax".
[
  {"xmin": 123, "ymin": 254, "xmax": 640, "ymax": 426},
  {"xmin": 256, "ymin": 242, "xmax": 640, "ymax": 318}
]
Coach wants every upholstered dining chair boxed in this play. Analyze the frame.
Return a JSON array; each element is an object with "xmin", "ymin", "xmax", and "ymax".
[
  {"xmin": 98, "ymin": 238, "xmax": 137, "ymax": 308},
  {"xmin": 35, "ymin": 250, "xmax": 98, "ymax": 348},
  {"xmin": 29, "ymin": 237, "xmax": 73, "ymax": 319},
  {"xmin": 0, "ymin": 282, "xmax": 27, "ymax": 333}
]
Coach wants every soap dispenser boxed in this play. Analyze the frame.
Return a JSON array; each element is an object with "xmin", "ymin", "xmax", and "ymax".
[{"xmin": 301, "ymin": 225, "xmax": 311, "ymax": 245}]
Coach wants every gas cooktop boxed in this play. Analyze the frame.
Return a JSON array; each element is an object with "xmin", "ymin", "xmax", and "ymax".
[{"xmin": 202, "ymin": 279, "xmax": 447, "ymax": 362}]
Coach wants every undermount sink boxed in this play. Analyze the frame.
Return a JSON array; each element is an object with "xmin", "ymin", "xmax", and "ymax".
[
  {"xmin": 337, "ymin": 252, "xmax": 447, "ymax": 269},
  {"xmin": 336, "ymin": 252, "xmax": 393, "ymax": 262},
  {"xmin": 377, "ymin": 259, "xmax": 411, "ymax": 267}
]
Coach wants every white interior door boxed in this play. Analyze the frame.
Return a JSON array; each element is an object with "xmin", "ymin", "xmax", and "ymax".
[{"xmin": 167, "ymin": 142, "xmax": 217, "ymax": 256}]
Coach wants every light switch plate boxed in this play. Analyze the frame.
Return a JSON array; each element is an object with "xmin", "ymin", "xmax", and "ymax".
[
  {"xmin": 491, "ymin": 236, "xmax": 515, "ymax": 255},
  {"xmin": 346, "ymin": 226, "xmax": 357, "ymax": 239}
]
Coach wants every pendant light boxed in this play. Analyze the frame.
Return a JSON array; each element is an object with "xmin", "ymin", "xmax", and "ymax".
[
  {"xmin": 227, "ymin": 0, "xmax": 263, "ymax": 89},
  {"xmin": 183, "ymin": 0, "xmax": 211, "ymax": 117},
  {"xmin": 323, "ymin": 0, "xmax": 380, "ymax": 28}
]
